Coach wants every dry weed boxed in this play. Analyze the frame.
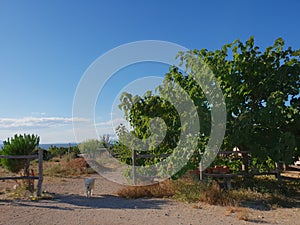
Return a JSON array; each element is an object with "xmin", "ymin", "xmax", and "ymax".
[
  {"xmin": 200, "ymin": 181, "xmax": 232, "ymax": 206},
  {"xmin": 117, "ymin": 179, "xmax": 176, "ymax": 199},
  {"xmin": 44, "ymin": 157, "xmax": 95, "ymax": 177},
  {"xmin": 236, "ymin": 207, "xmax": 250, "ymax": 221}
]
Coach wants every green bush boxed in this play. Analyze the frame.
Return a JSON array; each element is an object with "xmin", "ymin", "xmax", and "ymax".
[
  {"xmin": 78, "ymin": 139, "xmax": 102, "ymax": 157},
  {"xmin": 0, "ymin": 134, "xmax": 40, "ymax": 173},
  {"xmin": 48, "ymin": 145, "xmax": 80, "ymax": 159}
]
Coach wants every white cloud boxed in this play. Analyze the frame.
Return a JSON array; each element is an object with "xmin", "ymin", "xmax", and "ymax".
[
  {"xmin": 0, "ymin": 117, "xmax": 89, "ymax": 129},
  {"xmin": 0, "ymin": 126, "xmax": 77, "ymax": 144},
  {"xmin": 0, "ymin": 117, "xmax": 128, "ymax": 143}
]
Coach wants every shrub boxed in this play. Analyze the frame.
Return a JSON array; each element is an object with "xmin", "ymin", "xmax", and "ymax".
[
  {"xmin": 78, "ymin": 139, "xmax": 102, "ymax": 158},
  {"xmin": 1, "ymin": 134, "xmax": 39, "ymax": 173}
]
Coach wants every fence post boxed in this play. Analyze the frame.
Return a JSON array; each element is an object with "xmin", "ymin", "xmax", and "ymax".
[
  {"xmin": 241, "ymin": 152, "xmax": 249, "ymax": 174},
  {"xmin": 199, "ymin": 162, "xmax": 203, "ymax": 181},
  {"xmin": 132, "ymin": 149, "xmax": 137, "ymax": 185},
  {"xmin": 275, "ymin": 162, "xmax": 282, "ymax": 187},
  {"xmin": 37, "ymin": 149, "xmax": 43, "ymax": 197}
]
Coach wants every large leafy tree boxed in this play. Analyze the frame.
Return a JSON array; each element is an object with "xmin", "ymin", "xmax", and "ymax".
[
  {"xmin": 183, "ymin": 37, "xmax": 299, "ymax": 165},
  {"xmin": 117, "ymin": 37, "xmax": 300, "ymax": 174}
]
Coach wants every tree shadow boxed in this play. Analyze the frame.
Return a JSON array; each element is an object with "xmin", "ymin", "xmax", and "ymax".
[
  {"xmin": 55, "ymin": 194, "xmax": 170, "ymax": 209},
  {"xmin": 239, "ymin": 199, "xmax": 300, "ymax": 211},
  {"xmin": 4, "ymin": 194, "xmax": 171, "ymax": 211},
  {"xmin": 238, "ymin": 201, "xmax": 272, "ymax": 211},
  {"xmin": 244, "ymin": 218, "xmax": 269, "ymax": 224}
]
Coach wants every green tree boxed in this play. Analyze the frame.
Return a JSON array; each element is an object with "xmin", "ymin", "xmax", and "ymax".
[
  {"xmin": 48, "ymin": 145, "xmax": 64, "ymax": 158},
  {"xmin": 181, "ymin": 37, "xmax": 299, "ymax": 165},
  {"xmin": 48, "ymin": 145, "xmax": 80, "ymax": 159},
  {"xmin": 1, "ymin": 134, "xmax": 40, "ymax": 173},
  {"xmin": 117, "ymin": 37, "xmax": 300, "ymax": 175}
]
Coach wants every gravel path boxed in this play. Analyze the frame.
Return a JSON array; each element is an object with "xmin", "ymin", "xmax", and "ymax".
[{"xmin": 0, "ymin": 174, "xmax": 299, "ymax": 225}]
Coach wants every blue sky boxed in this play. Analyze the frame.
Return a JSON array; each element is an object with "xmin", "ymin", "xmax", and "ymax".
[{"xmin": 0, "ymin": 0, "xmax": 300, "ymax": 143}]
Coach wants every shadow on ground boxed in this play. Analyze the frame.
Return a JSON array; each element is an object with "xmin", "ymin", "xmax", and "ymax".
[
  {"xmin": 238, "ymin": 196, "xmax": 300, "ymax": 211},
  {"xmin": 1, "ymin": 194, "xmax": 171, "ymax": 210},
  {"xmin": 56, "ymin": 194, "xmax": 170, "ymax": 209}
]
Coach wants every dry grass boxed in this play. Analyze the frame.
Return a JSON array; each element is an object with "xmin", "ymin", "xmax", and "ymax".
[
  {"xmin": 117, "ymin": 177, "xmax": 233, "ymax": 206},
  {"xmin": 199, "ymin": 181, "xmax": 233, "ymax": 206},
  {"xmin": 117, "ymin": 173, "xmax": 300, "ymax": 209},
  {"xmin": 225, "ymin": 206, "xmax": 250, "ymax": 221},
  {"xmin": 44, "ymin": 157, "xmax": 95, "ymax": 177},
  {"xmin": 0, "ymin": 156, "xmax": 95, "ymax": 178},
  {"xmin": 237, "ymin": 207, "xmax": 250, "ymax": 221},
  {"xmin": 174, "ymin": 179, "xmax": 235, "ymax": 206},
  {"xmin": 117, "ymin": 179, "xmax": 176, "ymax": 199},
  {"xmin": 1, "ymin": 183, "xmax": 35, "ymax": 200},
  {"xmin": 1, "ymin": 183, "xmax": 55, "ymax": 201}
]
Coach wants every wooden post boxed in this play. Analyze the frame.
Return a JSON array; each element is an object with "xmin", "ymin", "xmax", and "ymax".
[
  {"xmin": 199, "ymin": 162, "xmax": 203, "ymax": 181},
  {"xmin": 241, "ymin": 152, "xmax": 249, "ymax": 173},
  {"xmin": 24, "ymin": 159, "xmax": 32, "ymax": 191},
  {"xmin": 37, "ymin": 148, "xmax": 43, "ymax": 197},
  {"xmin": 275, "ymin": 162, "xmax": 282, "ymax": 187},
  {"xmin": 132, "ymin": 149, "xmax": 137, "ymax": 185}
]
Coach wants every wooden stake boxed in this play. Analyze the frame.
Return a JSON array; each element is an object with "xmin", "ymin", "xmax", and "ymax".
[
  {"xmin": 132, "ymin": 149, "xmax": 137, "ymax": 185},
  {"xmin": 37, "ymin": 149, "xmax": 43, "ymax": 197}
]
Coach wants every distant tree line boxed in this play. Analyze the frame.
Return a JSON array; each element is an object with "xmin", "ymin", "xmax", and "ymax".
[{"xmin": 44, "ymin": 145, "xmax": 80, "ymax": 160}]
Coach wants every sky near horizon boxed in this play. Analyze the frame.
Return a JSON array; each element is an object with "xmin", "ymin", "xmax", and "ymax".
[{"xmin": 0, "ymin": 0, "xmax": 300, "ymax": 143}]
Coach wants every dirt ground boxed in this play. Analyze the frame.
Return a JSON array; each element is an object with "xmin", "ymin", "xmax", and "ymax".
[{"xmin": 0, "ymin": 174, "xmax": 299, "ymax": 225}]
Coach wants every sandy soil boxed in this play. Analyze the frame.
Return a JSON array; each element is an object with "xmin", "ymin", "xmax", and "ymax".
[{"xmin": 0, "ymin": 174, "xmax": 299, "ymax": 225}]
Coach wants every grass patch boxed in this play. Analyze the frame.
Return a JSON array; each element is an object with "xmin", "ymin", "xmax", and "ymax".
[
  {"xmin": 174, "ymin": 179, "xmax": 234, "ymax": 206},
  {"xmin": 44, "ymin": 157, "xmax": 95, "ymax": 177},
  {"xmin": 3, "ymin": 184, "xmax": 35, "ymax": 200},
  {"xmin": 117, "ymin": 175, "xmax": 300, "ymax": 208},
  {"xmin": 230, "ymin": 176, "xmax": 300, "ymax": 208}
]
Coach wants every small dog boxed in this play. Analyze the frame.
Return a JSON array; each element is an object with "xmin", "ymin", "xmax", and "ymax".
[{"xmin": 84, "ymin": 178, "xmax": 95, "ymax": 198}]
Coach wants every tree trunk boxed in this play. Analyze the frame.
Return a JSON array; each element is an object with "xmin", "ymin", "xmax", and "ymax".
[
  {"xmin": 24, "ymin": 159, "xmax": 34, "ymax": 192},
  {"xmin": 275, "ymin": 161, "xmax": 283, "ymax": 187}
]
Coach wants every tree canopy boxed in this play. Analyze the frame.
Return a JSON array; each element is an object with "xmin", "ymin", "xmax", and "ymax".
[
  {"xmin": 187, "ymin": 37, "xmax": 300, "ymax": 165},
  {"xmin": 116, "ymin": 37, "xmax": 300, "ymax": 174}
]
